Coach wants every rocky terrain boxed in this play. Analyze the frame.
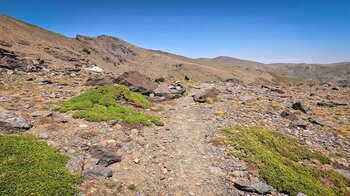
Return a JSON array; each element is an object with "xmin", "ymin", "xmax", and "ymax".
[{"xmin": 0, "ymin": 14, "xmax": 350, "ymax": 195}]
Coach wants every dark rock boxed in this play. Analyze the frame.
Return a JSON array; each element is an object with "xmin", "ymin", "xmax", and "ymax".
[
  {"xmin": 184, "ymin": 75, "xmax": 190, "ymax": 81},
  {"xmin": 30, "ymin": 111, "xmax": 53, "ymax": 118},
  {"xmin": 41, "ymin": 79, "xmax": 53, "ymax": 84},
  {"xmin": 0, "ymin": 40, "xmax": 12, "ymax": 47},
  {"xmin": 85, "ymin": 75, "xmax": 117, "ymax": 86},
  {"xmin": 290, "ymin": 123, "xmax": 307, "ymax": 130},
  {"xmin": 193, "ymin": 88, "xmax": 219, "ymax": 103},
  {"xmin": 292, "ymin": 101, "xmax": 307, "ymax": 113},
  {"xmin": 89, "ymin": 145, "xmax": 121, "ymax": 166},
  {"xmin": 0, "ymin": 108, "xmax": 32, "ymax": 132},
  {"xmin": 155, "ymin": 77, "xmax": 165, "ymax": 83},
  {"xmin": 308, "ymin": 117, "xmax": 325, "ymax": 126},
  {"xmin": 82, "ymin": 165, "xmax": 113, "ymax": 180},
  {"xmin": 281, "ymin": 111, "xmax": 298, "ymax": 121},
  {"xmin": 116, "ymin": 71, "xmax": 158, "ymax": 95},
  {"xmin": 261, "ymin": 85, "xmax": 284, "ymax": 94}
]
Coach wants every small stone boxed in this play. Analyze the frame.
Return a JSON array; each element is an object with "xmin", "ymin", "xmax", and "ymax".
[
  {"xmin": 189, "ymin": 191, "xmax": 195, "ymax": 196},
  {"xmin": 82, "ymin": 165, "xmax": 113, "ymax": 180},
  {"xmin": 67, "ymin": 156, "xmax": 84, "ymax": 174},
  {"xmin": 106, "ymin": 139, "xmax": 117, "ymax": 146},
  {"xmin": 79, "ymin": 124, "xmax": 88, "ymax": 128},
  {"xmin": 7, "ymin": 70, "xmax": 14, "ymax": 75},
  {"xmin": 297, "ymin": 192, "xmax": 307, "ymax": 196},
  {"xmin": 130, "ymin": 129, "xmax": 139, "ymax": 137},
  {"xmin": 133, "ymin": 158, "xmax": 140, "ymax": 164},
  {"xmin": 38, "ymin": 132, "xmax": 49, "ymax": 139},
  {"xmin": 31, "ymin": 111, "xmax": 53, "ymax": 118}
]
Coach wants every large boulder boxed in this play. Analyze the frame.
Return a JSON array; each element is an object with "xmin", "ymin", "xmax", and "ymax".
[
  {"xmin": 0, "ymin": 108, "xmax": 32, "ymax": 133},
  {"xmin": 116, "ymin": 71, "xmax": 158, "ymax": 95},
  {"xmin": 193, "ymin": 88, "xmax": 219, "ymax": 103}
]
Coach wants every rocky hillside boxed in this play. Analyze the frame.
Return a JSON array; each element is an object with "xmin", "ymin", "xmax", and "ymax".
[
  {"xmin": 0, "ymin": 14, "xmax": 274, "ymax": 82},
  {"xmin": 0, "ymin": 13, "xmax": 349, "ymax": 196}
]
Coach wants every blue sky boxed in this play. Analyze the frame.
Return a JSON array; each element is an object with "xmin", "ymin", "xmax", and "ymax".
[{"xmin": 1, "ymin": 0, "xmax": 350, "ymax": 63}]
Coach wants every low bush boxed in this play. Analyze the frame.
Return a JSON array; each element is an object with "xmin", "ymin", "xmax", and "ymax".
[
  {"xmin": 56, "ymin": 85, "xmax": 163, "ymax": 126},
  {"xmin": 221, "ymin": 126, "xmax": 349, "ymax": 196},
  {"xmin": 0, "ymin": 135, "xmax": 80, "ymax": 195}
]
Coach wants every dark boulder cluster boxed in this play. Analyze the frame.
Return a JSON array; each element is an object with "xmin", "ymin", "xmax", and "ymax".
[
  {"xmin": 0, "ymin": 48, "xmax": 44, "ymax": 72},
  {"xmin": 85, "ymin": 71, "xmax": 188, "ymax": 101}
]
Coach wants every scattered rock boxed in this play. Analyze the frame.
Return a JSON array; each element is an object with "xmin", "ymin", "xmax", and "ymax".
[
  {"xmin": 317, "ymin": 101, "xmax": 347, "ymax": 107},
  {"xmin": 85, "ymin": 74, "xmax": 117, "ymax": 86},
  {"xmin": 308, "ymin": 117, "xmax": 325, "ymax": 126},
  {"xmin": 82, "ymin": 165, "xmax": 113, "ymax": 180},
  {"xmin": 193, "ymin": 88, "xmax": 219, "ymax": 103},
  {"xmin": 335, "ymin": 169, "xmax": 350, "ymax": 181},
  {"xmin": 30, "ymin": 111, "xmax": 53, "ymax": 118},
  {"xmin": 79, "ymin": 124, "xmax": 89, "ymax": 128},
  {"xmin": 133, "ymin": 158, "xmax": 140, "ymax": 164},
  {"xmin": 67, "ymin": 156, "xmax": 84, "ymax": 174},
  {"xmin": 89, "ymin": 145, "xmax": 122, "ymax": 166},
  {"xmin": 292, "ymin": 101, "xmax": 307, "ymax": 113},
  {"xmin": 41, "ymin": 79, "xmax": 53, "ymax": 84},
  {"xmin": 0, "ymin": 108, "xmax": 32, "ymax": 132},
  {"xmin": 38, "ymin": 132, "xmax": 50, "ymax": 139},
  {"xmin": 296, "ymin": 192, "xmax": 307, "ymax": 196},
  {"xmin": 0, "ymin": 40, "xmax": 12, "ymax": 47},
  {"xmin": 280, "ymin": 111, "xmax": 298, "ymax": 121},
  {"xmin": 234, "ymin": 179, "xmax": 272, "ymax": 195},
  {"xmin": 84, "ymin": 65, "xmax": 104, "ymax": 73},
  {"xmin": 155, "ymin": 77, "xmax": 165, "ymax": 83}
]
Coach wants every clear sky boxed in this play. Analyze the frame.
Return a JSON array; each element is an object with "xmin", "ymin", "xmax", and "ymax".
[{"xmin": 1, "ymin": 0, "xmax": 349, "ymax": 63}]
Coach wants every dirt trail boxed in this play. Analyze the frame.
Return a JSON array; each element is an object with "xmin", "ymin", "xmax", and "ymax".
[{"xmin": 112, "ymin": 96, "xmax": 237, "ymax": 195}]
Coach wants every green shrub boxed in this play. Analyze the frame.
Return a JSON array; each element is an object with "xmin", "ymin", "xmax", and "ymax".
[
  {"xmin": 221, "ymin": 126, "xmax": 349, "ymax": 196},
  {"xmin": 56, "ymin": 85, "xmax": 163, "ymax": 126},
  {"xmin": 0, "ymin": 135, "xmax": 80, "ymax": 195}
]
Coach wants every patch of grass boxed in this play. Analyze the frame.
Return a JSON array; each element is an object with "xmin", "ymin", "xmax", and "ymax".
[
  {"xmin": 221, "ymin": 126, "xmax": 349, "ymax": 196},
  {"xmin": 0, "ymin": 135, "xmax": 80, "ymax": 195},
  {"xmin": 56, "ymin": 85, "xmax": 163, "ymax": 126}
]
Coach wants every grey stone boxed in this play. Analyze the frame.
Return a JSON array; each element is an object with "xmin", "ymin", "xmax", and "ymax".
[
  {"xmin": 89, "ymin": 145, "xmax": 121, "ymax": 166},
  {"xmin": 193, "ymin": 88, "xmax": 219, "ymax": 102},
  {"xmin": 234, "ymin": 179, "xmax": 271, "ymax": 195},
  {"xmin": 30, "ymin": 111, "xmax": 53, "ymax": 118},
  {"xmin": 0, "ymin": 108, "xmax": 32, "ymax": 130},
  {"xmin": 335, "ymin": 169, "xmax": 350, "ymax": 181},
  {"xmin": 281, "ymin": 111, "xmax": 298, "ymax": 121},
  {"xmin": 67, "ymin": 156, "xmax": 84, "ymax": 174},
  {"xmin": 82, "ymin": 165, "xmax": 113, "ymax": 180}
]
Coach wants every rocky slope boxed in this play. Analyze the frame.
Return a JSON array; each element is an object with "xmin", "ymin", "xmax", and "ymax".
[{"xmin": 0, "ymin": 14, "xmax": 349, "ymax": 195}]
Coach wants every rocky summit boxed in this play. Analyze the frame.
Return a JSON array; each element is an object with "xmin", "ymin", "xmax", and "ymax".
[{"xmin": 0, "ymin": 13, "xmax": 349, "ymax": 196}]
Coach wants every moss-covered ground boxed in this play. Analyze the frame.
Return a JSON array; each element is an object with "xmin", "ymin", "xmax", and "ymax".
[
  {"xmin": 221, "ymin": 126, "xmax": 349, "ymax": 196},
  {"xmin": 0, "ymin": 135, "xmax": 81, "ymax": 195},
  {"xmin": 56, "ymin": 85, "xmax": 164, "ymax": 126}
]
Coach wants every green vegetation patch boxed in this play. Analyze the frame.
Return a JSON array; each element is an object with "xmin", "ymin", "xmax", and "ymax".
[
  {"xmin": 56, "ymin": 85, "xmax": 163, "ymax": 126},
  {"xmin": 0, "ymin": 135, "xmax": 80, "ymax": 195},
  {"xmin": 221, "ymin": 126, "xmax": 349, "ymax": 196}
]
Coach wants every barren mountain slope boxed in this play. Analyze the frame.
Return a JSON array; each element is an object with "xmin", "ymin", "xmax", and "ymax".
[
  {"xmin": 201, "ymin": 56, "xmax": 350, "ymax": 84},
  {"xmin": 265, "ymin": 62, "xmax": 350, "ymax": 83},
  {"xmin": 0, "ymin": 14, "xmax": 274, "ymax": 82}
]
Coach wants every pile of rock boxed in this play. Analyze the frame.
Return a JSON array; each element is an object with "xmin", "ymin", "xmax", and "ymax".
[{"xmin": 150, "ymin": 81, "xmax": 187, "ymax": 101}]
